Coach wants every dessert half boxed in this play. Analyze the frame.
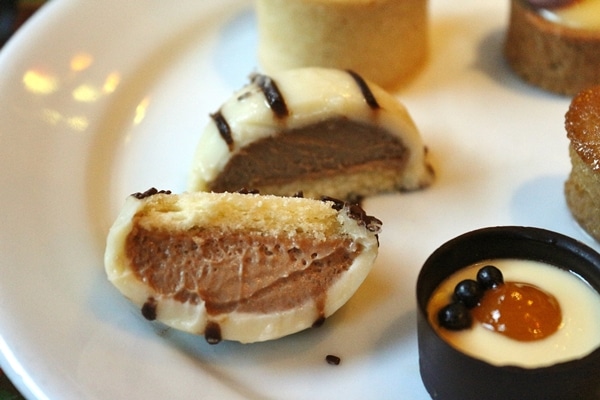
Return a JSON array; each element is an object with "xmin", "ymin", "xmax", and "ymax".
[
  {"xmin": 104, "ymin": 189, "xmax": 381, "ymax": 344},
  {"xmin": 187, "ymin": 67, "xmax": 434, "ymax": 202},
  {"xmin": 504, "ymin": 0, "xmax": 600, "ymax": 95}
]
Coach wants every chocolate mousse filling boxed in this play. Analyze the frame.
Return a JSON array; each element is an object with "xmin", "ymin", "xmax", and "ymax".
[
  {"xmin": 209, "ymin": 118, "xmax": 409, "ymax": 192},
  {"xmin": 125, "ymin": 222, "xmax": 361, "ymax": 316}
]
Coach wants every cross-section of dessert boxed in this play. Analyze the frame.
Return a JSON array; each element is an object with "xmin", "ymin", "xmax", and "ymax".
[
  {"xmin": 188, "ymin": 67, "xmax": 434, "ymax": 202},
  {"xmin": 104, "ymin": 189, "xmax": 382, "ymax": 343}
]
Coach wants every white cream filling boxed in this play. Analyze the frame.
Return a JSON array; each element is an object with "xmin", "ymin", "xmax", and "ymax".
[
  {"xmin": 428, "ymin": 259, "xmax": 600, "ymax": 368},
  {"xmin": 537, "ymin": 0, "xmax": 600, "ymax": 30}
]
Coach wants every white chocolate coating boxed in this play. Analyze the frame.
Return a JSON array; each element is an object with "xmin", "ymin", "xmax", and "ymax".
[
  {"xmin": 104, "ymin": 191, "xmax": 380, "ymax": 343},
  {"xmin": 428, "ymin": 259, "xmax": 600, "ymax": 368},
  {"xmin": 187, "ymin": 67, "xmax": 433, "ymax": 195}
]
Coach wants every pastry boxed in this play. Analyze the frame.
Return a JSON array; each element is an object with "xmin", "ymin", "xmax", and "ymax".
[
  {"xmin": 255, "ymin": 0, "xmax": 428, "ymax": 89},
  {"xmin": 104, "ymin": 188, "xmax": 381, "ymax": 344},
  {"xmin": 417, "ymin": 226, "xmax": 600, "ymax": 400},
  {"xmin": 565, "ymin": 85, "xmax": 600, "ymax": 241},
  {"xmin": 504, "ymin": 0, "xmax": 600, "ymax": 95},
  {"xmin": 187, "ymin": 67, "xmax": 434, "ymax": 202}
]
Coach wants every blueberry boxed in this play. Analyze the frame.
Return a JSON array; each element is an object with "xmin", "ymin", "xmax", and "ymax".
[
  {"xmin": 437, "ymin": 302, "xmax": 472, "ymax": 330},
  {"xmin": 453, "ymin": 279, "xmax": 483, "ymax": 308},
  {"xmin": 477, "ymin": 265, "xmax": 504, "ymax": 289}
]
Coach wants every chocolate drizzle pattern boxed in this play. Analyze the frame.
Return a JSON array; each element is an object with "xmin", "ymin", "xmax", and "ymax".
[
  {"xmin": 321, "ymin": 196, "xmax": 383, "ymax": 234},
  {"xmin": 211, "ymin": 71, "xmax": 385, "ymax": 151},
  {"xmin": 210, "ymin": 111, "xmax": 234, "ymax": 151},
  {"xmin": 132, "ymin": 188, "xmax": 172, "ymax": 200},
  {"xmin": 347, "ymin": 70, "xmax": 380, "ymax": 110},
  {"xmin": 252, "ymin": 74, "xmax": 289, "ymax": 118}
]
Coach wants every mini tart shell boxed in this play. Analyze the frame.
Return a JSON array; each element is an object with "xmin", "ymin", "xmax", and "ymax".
[
  {"xmin": 256, "ymin": 0, "xmax": 428, "ymax": 90},
  {"xmin": 504, "ymin": 0, "xmax": 600, "ymax": 96}
]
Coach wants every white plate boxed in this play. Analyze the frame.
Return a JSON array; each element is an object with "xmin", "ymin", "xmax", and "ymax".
[{"xmin": 0, "ymin": 1, "xmax": 597, "ymax": 399}]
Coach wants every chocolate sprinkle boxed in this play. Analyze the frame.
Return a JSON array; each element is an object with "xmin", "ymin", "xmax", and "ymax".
[
  {"xmin": 132, "ymin": 188, "xmax": 171, "ymax": 200},
  {"xmin": 321, "ymin": 196, "xmax": 382, "ymax": 234},
  {"xmin": 252, "ymin": 74, "xmax": 289, "ymax": 118},
  {"xmin": 312, "ymin": 315, "xmax": 326, "ymax": 328},
  {"xmin": 236, "ymin": 187, "xmax": 260, "ymax": 195},
  {"xmin": 321, "ymin": 195, "xmax": 345, "ymax": 211},
  {"xmin": 204, "ymin": 321, "xmax": 222, "ymax": 345},
  {"xmin": 347, "ymin": 70, "xmax": 380, "ymax": 110},
  {"xmin": 326, "ymin": 355, "xmax": 341, "ymax": 366},
  {"xmin": 210, "ymin": 111, "xmax": 234, "ymax": 151},
  {"xmin": 141, "ymin": 298, "xmax": 158, "ymax": 321}
]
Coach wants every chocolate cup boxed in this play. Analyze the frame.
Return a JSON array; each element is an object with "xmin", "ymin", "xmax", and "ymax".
[{"xmin": 416, "ymin": 226, "xmax": 600, "ymax": 400}]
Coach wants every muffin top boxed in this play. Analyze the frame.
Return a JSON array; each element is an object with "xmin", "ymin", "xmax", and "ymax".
[{"xmin": 566, "ymin": 85, "xmax": 600, "ymax": 170}]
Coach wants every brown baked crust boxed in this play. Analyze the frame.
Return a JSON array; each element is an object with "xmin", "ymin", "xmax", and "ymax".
[
  {"xmin": 188, "ymin": 68, "xmax": 434, "ymax": 201},
  {"xmin": 504, "ymin": 0, "xmax": 600, "ymax": 96},
  {"xmin": 565, "ymin": 86, "xmax": 600, "ymax": 241},
  {"xmin": 565, "ymin": 146, "xmax": 600, "ymax": 241},
  {"xmin": 565, "ymin": 85, "xmax": 600, "ymax": 170}
]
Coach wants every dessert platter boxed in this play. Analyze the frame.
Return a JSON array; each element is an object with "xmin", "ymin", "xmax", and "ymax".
[{"xmin": 0, "ymin": 0, "xmax": 599, "ymax": 399}]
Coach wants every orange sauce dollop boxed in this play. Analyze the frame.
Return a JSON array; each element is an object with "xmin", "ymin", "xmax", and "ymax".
[{"xmin": 471, "ymin": 282, "xmax": 562, "ymax": 341}]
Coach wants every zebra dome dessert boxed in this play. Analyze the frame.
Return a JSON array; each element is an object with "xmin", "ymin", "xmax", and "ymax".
[{"xmin": 187, "ymin": 67, "xmax": 433, "ymax": 202}]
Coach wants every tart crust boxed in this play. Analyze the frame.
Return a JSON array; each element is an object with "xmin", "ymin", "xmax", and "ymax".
[
  {"xmin": 256, "ymin": 0, "xmax": 428, "ymax": 90},
  {"xmin": 504, "ymin": 0, "xmax": 600, "ymax": 96}
]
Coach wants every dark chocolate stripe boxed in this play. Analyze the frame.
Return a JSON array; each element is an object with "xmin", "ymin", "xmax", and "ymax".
[
  {"xmin": 210, "ymin": 111, "xmax": 234, "ymax": 151},
  {"xmin": 204, "ymin": 321, "xmax": 222, "ymax": 345},
  {"xmin": 252, "ymin": 74, "xmax": 289, "ymax": 118},
  {"xmin": 347, "ymin": 70, "xmax": 380, "ymax": 110},
  {"xmin": 131, "ymin": 188, "xmax": 171, "ymax": 200}
]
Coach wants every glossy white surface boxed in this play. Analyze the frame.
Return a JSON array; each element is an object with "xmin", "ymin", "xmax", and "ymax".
[
  {"xmin": 429, "ymin": 260, "xmax": 600, "ymax": 367},
  {"xmin": 0, "ymin": 1, "xmax": 598, "ymax": 399}
]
